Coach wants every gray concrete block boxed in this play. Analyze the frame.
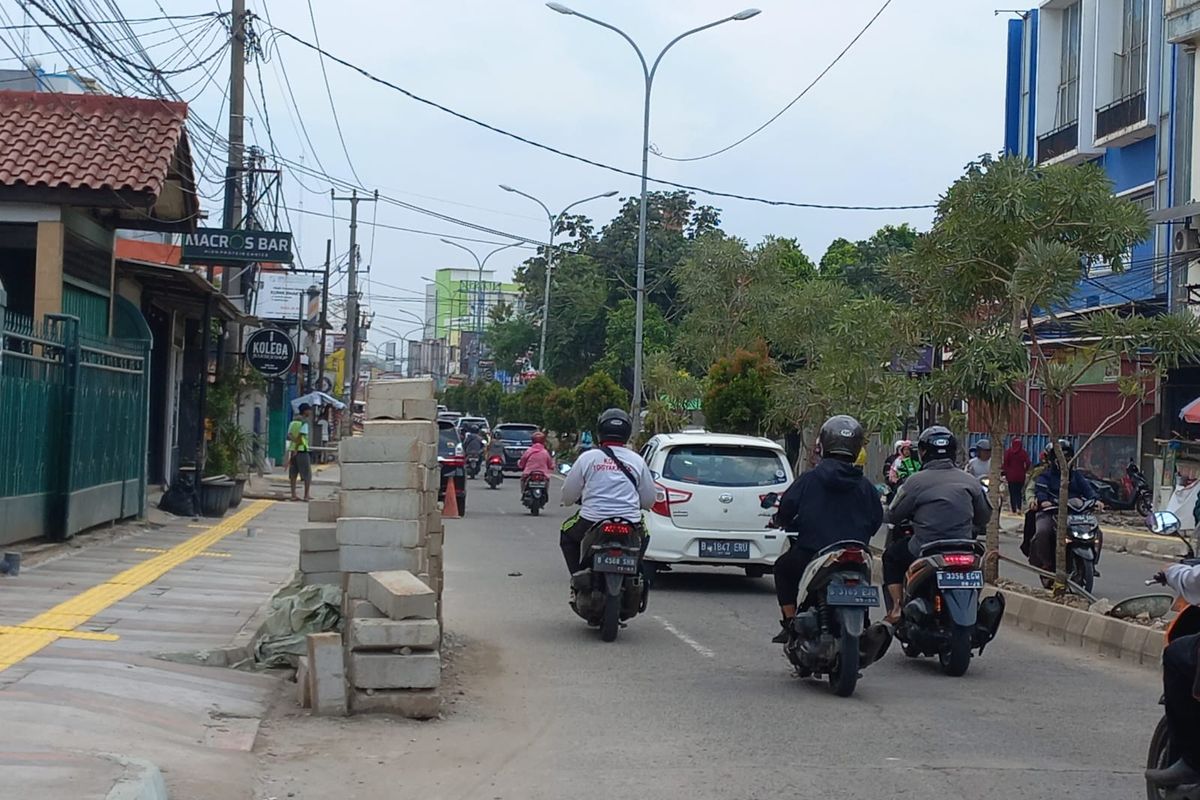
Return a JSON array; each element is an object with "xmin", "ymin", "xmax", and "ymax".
[
  {"xmin": 343, "ymin": 571, "xmax": 371, "ymax": 600},
  {"xmin": 302, "ymin": 570, "xmax": 342, "ymax": 587},
  {"xmin": 306, "ymin": 632, "xmax": 347, "ymax": 715},
  {"xmin": 347, "ymin": 618, "xmax": 440, "ymax": 651},
  {"xmin": 427, "ymin": 527, "xmax": 443, "ymax": 558},
  {"xmin": 296, "ymin": 655, "xmax": 311, "ymax": 708},
  {"xmin": 300, "ymin": 549, "xmax": 340, "ymax": 574},
  {"xmin": 300, "ymin": 526, "xmax": 338, "ymax": 552},
  {"xmin": 350, "ymin": 688, "xmax": 442, "ymax": 719},
  {"xmin": 403, "ymin": 398, "xmax": 438, "ymax": 421},
  {"xmin": 349, "ymin": 651, "xmax": 441, "ymax": 689},
  {"xmin": 362, "ymin": 419, "xmax": 436, "ymax": 443},
  {"xmin": 339, "ymin": 544, "xmax": 426, "ymax": 574},
  {"xmin": 421, "ymin": 442, "xmax": 439, "ymax": 468},
  {"xmin": 368, "ymin": 377, "xmax": 435, "ymax": 402},
  {"xmin": 344, "ymin": 598, "xmax": 385, "ymax": 621},
  {"xmin": 339, "ymin": 435, "xmax": 425, "ymax": 464},
  {"xmin": 340, "ymin": 489, "xmax": 427, "ymax": 520},
  {"xmin": 367, "ymin": 570, "xmax": 437, "ymax": 620},
  {"xmin": 308, "ymin": 498, "xmax": 339, "ymax": 523},
  {"xmin": 341, "ymin": 461, "xmax": 424, "ymax": 491},
  {"xmin": 337, "ymin": 517, "xmax": 423, "ymax": 548}
]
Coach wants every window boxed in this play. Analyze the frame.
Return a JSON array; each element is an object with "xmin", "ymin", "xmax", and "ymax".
[
  {"xmin": 1056, "ymin": 2, "xmax": 1082, "ymax": 128},
  {"xmin": 1089, "ymin": 192, "xmax": 1152, "ymax": 276},
  {"xmin": 662, "ymin": 445, "xmax": 788, "ymax": 488},
  {"xmin": 1116, "ymin": 0, "xmax": 1149, "ymax": 100}
]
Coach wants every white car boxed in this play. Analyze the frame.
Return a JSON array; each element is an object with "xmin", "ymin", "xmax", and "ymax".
[{"xmin": 640, "ymin": 432, "xmax": 794, "ymax": 578}]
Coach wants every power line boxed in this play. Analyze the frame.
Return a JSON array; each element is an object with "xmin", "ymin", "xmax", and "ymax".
[
  {"xmin": 655, "ymin": 0, "xmax": 894, "ymax": 162},
  {"xmin": 260, "ymin": 23, "xmax": 935, "ymax": 212},
  {"xmin": 304, "ymin": 0, "xmax": 363, "ymax": 186},
  {"xmin": 283, "ymin": 205, "xmax": 541, "ymax": 247},
  {"xmin": 0, "ymin": 10, "xmax": 222, "ymax": 30}
]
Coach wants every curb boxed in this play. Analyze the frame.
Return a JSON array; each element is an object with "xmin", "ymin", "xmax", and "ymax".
[
  {"xmin": 998, "ymin": 517, "xmax": 1189, "ymax": 558},
  {"xmin": 103, "ymin": 755, "xmax": 168, "ymax": 800},
  {"xmin": 990, "ymin": 586, "xmax": 1165, "ymax": 669}
]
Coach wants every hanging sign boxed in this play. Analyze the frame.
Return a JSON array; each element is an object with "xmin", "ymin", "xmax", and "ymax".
[
  {"xmin": 245, "ymin": 328, "xmax": 296, "ymax": 377},
  {"xmin": 182, "ymin": 228, "xmax": 293, "ymax": 264}
]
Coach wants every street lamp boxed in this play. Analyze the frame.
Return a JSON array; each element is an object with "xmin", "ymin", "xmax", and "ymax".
[
  {"xmin": 439, "ymin": 239, "xmax": 522, "ymax": 378},
  {"xmin": 547, "ymin": 3, "xmax": 761, "ymax": 427},
  {"xmin": 499, "ymin": 185, "xmax": 617, "ymax": 374}
]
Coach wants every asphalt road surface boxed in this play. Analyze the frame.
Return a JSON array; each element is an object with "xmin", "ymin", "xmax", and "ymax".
[{"xmin": 256, "ymin": 479, "xmax": 1166, "ymax": 800}]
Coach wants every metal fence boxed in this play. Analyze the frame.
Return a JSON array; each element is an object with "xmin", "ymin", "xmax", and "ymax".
[{"xmin": 0, "ymin": 287, "xmax": 149, "ymax": 544}]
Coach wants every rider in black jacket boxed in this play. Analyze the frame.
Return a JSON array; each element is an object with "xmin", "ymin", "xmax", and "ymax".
[{"xmin": 770, "ymin": 415, "xmax": 884, "ymax": 643}]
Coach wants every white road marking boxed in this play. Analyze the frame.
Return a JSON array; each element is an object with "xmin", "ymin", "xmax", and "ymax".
[{"xmin": 652, "ymin": 615, "xmax": 715, "ymax": 658}]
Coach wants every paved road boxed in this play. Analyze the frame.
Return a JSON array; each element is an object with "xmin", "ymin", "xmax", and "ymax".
[{"xmin": 256, "ymin": 479, "xmax": 1165, "ymax": 800}]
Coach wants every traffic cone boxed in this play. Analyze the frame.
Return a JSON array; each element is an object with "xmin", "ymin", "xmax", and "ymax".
[{"xmin": 442, "ymin": 483, "xmax": 460, "ymax": 518}]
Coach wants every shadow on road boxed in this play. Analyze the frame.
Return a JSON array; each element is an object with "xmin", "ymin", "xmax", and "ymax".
[{"xmin": 651, "ymin": 569, "xmax": 776, "ymax": 596}]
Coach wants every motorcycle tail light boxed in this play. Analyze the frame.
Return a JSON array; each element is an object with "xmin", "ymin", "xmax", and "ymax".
[
  {"xmin": 835, "ymin": 548, "xmax": 865, "ymax": 565},
  {"xmin": 601, "ymin": 522, "xmax": 632, "ymax": 535},
  {"xmin": 488, "ymin": 456, "xmax": 503, "ymax": 465},
  {"xmin": 609, "ymin": 548, "xmax": 623, "ymax": 557},
  {"xmin": 942, "ymin": 553, "xmax": 976, "ymax": 569}
]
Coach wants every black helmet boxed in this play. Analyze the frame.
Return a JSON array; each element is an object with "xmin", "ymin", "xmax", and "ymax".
[
  {"xmin": 818, "ymin": 415, "xmax": 865, "ymax": 459},
  {"xmin": 1054, "ymin": 437, "xmax": 1075, "ymax": 462},
  {"xmin": 917, "ymin": 425, "xmax": 957, "ymax": 463},
  {"xmin": 597, "ymin": 408, "xmax": 633, "ymax": 443}
]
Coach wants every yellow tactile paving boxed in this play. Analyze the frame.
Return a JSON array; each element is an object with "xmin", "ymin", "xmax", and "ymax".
[{"xmin": 0, "ymin": 499, "xmax": 274, "ymax": 672}]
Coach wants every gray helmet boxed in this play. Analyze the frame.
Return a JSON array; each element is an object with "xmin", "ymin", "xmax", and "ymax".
[
  {"xmin": 976, "ymin": 439, "xmax": 992, "ymax": 452},
  {"xmin": 918, "ymin": 425, "xmax": 957, "ymax": 463},
  {"xmin": 818, "ymin": 415, "xmax": 865, "ymax": 459},
  {"xmin": 597, "ymin": 408, "xmax": 633, "ymax": 443}
]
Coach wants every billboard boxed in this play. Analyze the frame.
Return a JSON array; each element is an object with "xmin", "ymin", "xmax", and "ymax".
[{"xmin": 256, "ymin": 272, "xmax": 317, "ymax": 320}]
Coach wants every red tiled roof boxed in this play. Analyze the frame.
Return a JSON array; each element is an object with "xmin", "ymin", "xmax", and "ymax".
[
  {"xmin": 0, "ymin": 90, "xmax": 187, "ymax": 196},
  {"xmin": 114, "ymin": 238, "xmax": 181, "ymax": 265}
]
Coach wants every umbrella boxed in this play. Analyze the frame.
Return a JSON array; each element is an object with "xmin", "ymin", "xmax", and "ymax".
[
  {"xmin": 291, "ymin": 391, "xmax": 346, "ymax": 413},
  {"xmin": 1179, "ymin": 396, "xmax": 1200, "ymax": 424}
]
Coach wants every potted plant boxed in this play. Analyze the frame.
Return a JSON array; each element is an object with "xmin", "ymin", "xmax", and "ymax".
[{"xmin": 203, "ymin": 367, "xmax": 265, "ymax": 513}]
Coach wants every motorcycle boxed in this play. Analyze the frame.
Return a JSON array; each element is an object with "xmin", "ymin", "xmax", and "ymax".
[
  {"xmin": 521, "ymin": 471, "xmax": 549, "ymax": 516},
  {"xmin": 484, "ymin": 455, "xmax": 504, "ymax": 489},
  {"xmin": 1141, "ymin": 510, "xmax": 1200, "ymax": 800},
  {"xmin": 1085, "ymin": 462, "xmax": 1153, "ymax": 518},
  {"xmin": 568, "ymin": 516, "xmax": 649, "ymax": 642},
  {"xmin": 890, "ymin": 534, "xmax": 1005, "ymax": 677},
  {"xmin": 466, "ymin": 453, "xmax": 482, "ymax": 480},
  {"xmin": 1032, "ymin": 497, "xmax": 1103, "ymax": 593}
]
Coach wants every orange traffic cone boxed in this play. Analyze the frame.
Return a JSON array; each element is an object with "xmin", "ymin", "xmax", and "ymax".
[{"xmin": 442, "ymin": 483, "xmax": 460, "ymax": 518}]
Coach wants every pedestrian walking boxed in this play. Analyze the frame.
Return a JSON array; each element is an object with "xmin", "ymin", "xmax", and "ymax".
[
  {"xmin": 286, "ymin": 403, "xmax": 313, "ymax": 502},
  {"xmin": 1002, "ymin": 437, "xmax": 1032, "ymax": 514}
]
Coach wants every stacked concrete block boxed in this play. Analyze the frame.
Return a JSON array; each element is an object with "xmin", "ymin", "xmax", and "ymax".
[
  {"xmin": 363, "ymin": 378, "xmax": 437, "ymax": 421},
  {"xmin": 299, "ymin": 526, "xmax": 340, "ymax": 586}
]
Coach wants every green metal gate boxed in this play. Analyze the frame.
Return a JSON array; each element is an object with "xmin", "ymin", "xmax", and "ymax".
[{"xmin": 0, "ymin": 282, "xmax": 149, "ymax": 544}]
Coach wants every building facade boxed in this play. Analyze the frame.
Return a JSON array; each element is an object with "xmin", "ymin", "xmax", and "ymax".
[{"xmin": 419, "ymin": 267, "xmax": 523, "ymax": 385}]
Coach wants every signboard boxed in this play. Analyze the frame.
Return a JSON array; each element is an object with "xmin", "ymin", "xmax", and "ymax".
[
  {"xmin": 256, "ymin": 272, "xmax": 317, "ymax": 320},
  {"xmin": 479, "ymin": 359, "xmax": 495, "ymax": 381},
  {"xmin": 245, "ymin": 328, "xmax": 297, "ymax": 377},
  {"xmin": 182, "ymin": 228, "xmax": 293, "ymax": 264}
]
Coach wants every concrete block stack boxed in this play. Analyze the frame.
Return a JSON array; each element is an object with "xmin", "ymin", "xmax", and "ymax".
[{"xmin": 296, "ymin": 377, "xmax": 447, "ymax": 718}]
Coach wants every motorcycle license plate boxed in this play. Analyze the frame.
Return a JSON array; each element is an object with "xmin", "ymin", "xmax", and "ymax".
[
  {"xmin": 528, "ymin": 482, "xmax": 547, "ymax": 489},
  {"xmin": 698, "ymin": 539, "xmax": 750, "ymax": 559},
  {"xmin": 593, "ymin": 553, "xmax": 639, "ymax": 575},
  {"xmin": 936, "ymin": 570, "xmax": 984, "ymax": 589},
  {"xmin": 1068, "ymin": 514, "xmax": 1097, "ymax": 526},
  {"xmin": 826, "ymin": 584, "xmax": 880, "ymax": 607}
]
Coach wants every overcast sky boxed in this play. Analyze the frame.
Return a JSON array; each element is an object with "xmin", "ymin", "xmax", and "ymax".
[{"xmin": 3, "ymin": 0, "xmax": 1009, "ymax": 342}]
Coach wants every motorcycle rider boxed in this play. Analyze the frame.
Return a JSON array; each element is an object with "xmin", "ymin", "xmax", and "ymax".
[
  {"xmin": 559, "ymin": 409, "xmax": 656, "ymax": 574},
  {"xmin": 888, "ymin": 440, "xmax": 921, "ymax": 489},
  {"xmin": 882, "ymin": 425, "xmax": 991, "ymax": 624},
  {"xmin": 770, "ymin": 415, "xmax": 883, "ymax": 643},
  {"xmin": 964, "ymin": 439, "xmax": 992, "ymax": 480},
  {"xmin": 1027, "ymin": 439, "xmax": 1099, "ymax": 572},
  {"xmin": 1146, "ymin": 560, "xmax": 1200, "ymax": 787},
  {"xmin": 462, "ymin": 424, "xmax": 486, "ymax": 473},
  {"xmin": 518, "ymin": 431, "xmax": 557, "ymax": 494}
]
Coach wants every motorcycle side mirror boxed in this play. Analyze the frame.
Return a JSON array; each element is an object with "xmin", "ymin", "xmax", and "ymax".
[
  {"xmin": 558, "ymin": 463, "xmax": 572, "ymax": 475},
  {"xmin": 1148, "ymin": 511, "xmax": 1182, "ymax": 536},
  {"xmin": 760, "ymin": 492, "xmax": 779, "ymax": 509}
]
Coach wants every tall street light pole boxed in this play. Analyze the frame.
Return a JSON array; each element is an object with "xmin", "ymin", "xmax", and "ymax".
[
  {"xmin": 439, "ymin": 239, "xmax": 522, "ymax": 379},
  {"xmin": 546, "ymin": 3, "xmax": 761, "ymax": 428},
  {"xmin": 498, "ymin": 185, "xmax": 617, "ymax": 375}
]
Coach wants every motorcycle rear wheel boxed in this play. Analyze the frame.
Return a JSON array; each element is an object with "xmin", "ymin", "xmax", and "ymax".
[
  {"xmin": 530, "ymin": 504, "xmax": 540, "ymax": 516},
  {"xmin": 829, "ymin": 627, "xmax": 860, "ymax": 697},
  {"xmin": 1146, "ymin": 715, "xmax": 1171, "ymax": 800},
  {"xmin": 600, "ymin": 593, "xmax": 620, "ymax": 642},
  {"xmin": 1136, "ymin": 495, "xmax": 1153, "ymax": 519},
  {"xmin": 939, "ymin": 624, "xmax": 972, "ymax": 677}
]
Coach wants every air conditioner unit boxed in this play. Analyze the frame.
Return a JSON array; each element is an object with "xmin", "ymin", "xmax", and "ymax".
[{"xmin": 1174, "ymin": 226, "xmax": 1200, "ymax": 253}]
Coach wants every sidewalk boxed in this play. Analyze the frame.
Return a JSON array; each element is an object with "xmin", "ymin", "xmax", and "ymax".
[{"xmin": 0, "ymin": 495, "xmax": 313, "ymax": 799}]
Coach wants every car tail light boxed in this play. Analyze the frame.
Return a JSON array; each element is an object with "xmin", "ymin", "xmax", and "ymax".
[
  {"xmin": 601, "ymin": 522, "xmax": 633, "ymax": 535},
  {"xmin": 835, "ymin": 548, "xmax": 865, "ymax": 565},
  {"xmin": 651, "ymin": 484, "xmax": 692, "ymax": 517},
  {"xmin": 942, "ymin": 553, "xmax": 976, "ymax": 569}
]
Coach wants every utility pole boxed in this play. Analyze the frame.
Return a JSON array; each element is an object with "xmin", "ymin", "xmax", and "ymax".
[
  {"xmin": 220, "ymin": 0, "xmax": 247, "ymax": 296},
  {"xmin": 332, "ymin": 190, "xmax": 378, "ymax": 435},
  {"xmin": 317, "ymin": 239, "xmax": 331, "ymax": 392}
]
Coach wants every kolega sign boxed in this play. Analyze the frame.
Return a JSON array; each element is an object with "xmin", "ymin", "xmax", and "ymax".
[
  {"xmin": 244, "ymin": 328, "xmax": 296, "ymax": 377},
  {"xmin": 181, "ymin": 228, "xmax": 293, "ymax": 263}
]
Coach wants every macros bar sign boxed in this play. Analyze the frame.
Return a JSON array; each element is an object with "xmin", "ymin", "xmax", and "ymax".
[
  {"xmin": 182, "ymin": 228, "xmax": 293, "ymax": 263},
  {"xmin": 244, "ymin": 328, "xmax": 296, "ymax": 377}
]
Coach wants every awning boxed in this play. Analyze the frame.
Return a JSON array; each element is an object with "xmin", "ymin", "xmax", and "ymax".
[
  {"xmin": 292, "ymin": 391, "xmax": 346, "ymax": 412},
  {"xmin": 116, "ymin": 258, "xmax": 255, "ymax": 323},
  {"xmin": 1180, "ymin": 396, "xmax": 1200, "ymax": 425},
  {"xmin": 1150, "ymin": 202, "xmax": 1200, "ymax": 224}
]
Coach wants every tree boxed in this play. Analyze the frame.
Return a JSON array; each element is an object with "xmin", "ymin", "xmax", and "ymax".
[
  {"xmin": 642, "ymin": 351, "xmax": 702, "ymax": 436},
  {"xmin": 517, "ymin": 375, "xmax": 555, "ymax": 427},
  {"xmin": 888, "ymin": 154, "xmax": 1198, "ymax": 589},
  {"xmin": 703, "ymin": 346, "xmax": 775, "ymax": 437},
  {"xmin": 819, "ymin": 237, "xmax": 859, "ymax": 277},
  {"xmin": 573, "ymin": 371, "xmax": 629, "ymax": 436},
  {"xmin": 484, "ymin": 316, "xmax": 539, "ymax": 374},
  {"xmin": 597, "ymin": 298, "xmax": 671, "ymax": 388},
  {"xmin": 543, "ymin": 386, "xmax": 577, "ymax": 439},
  {"xmin": 816, "ymin": 224, "xmax": 917, "ymax": 297},
  {"xmin": 476, "ymin": 380, "xmax": 504, "ymax": 422}
]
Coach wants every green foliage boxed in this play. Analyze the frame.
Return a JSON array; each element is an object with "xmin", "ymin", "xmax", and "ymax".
[
  {"xmin": 500, "ymin": 390, "xmax": 523, "ymax": 423},
  {"xmin": 642, "ymin": 351, "xmax": 703, "ymax": 435},
  {"xmin": 703, "ymin": 346, "xmax": 775, "ymax": 436},
  {"xmin": 484, "ymin": 315, "xmax": 539, "ymax": 373},
  {"xmin": 817, "ymin": 224, "xmax": 917, "ymax": 297},
  {"xmin": 543, "ymin": 387, "xmax": 577, "ymax": 436},
  {"xmin": 573, "ymin": 371, "xmax": 629, "ymax": 436},
  {"xmin": 597, "ymin": 298, "xmax": 672, "ymax": 386},
  {"xmin": 517, "ymin": 375, "xmax": 555, "ymax": 426},
  {"xmin": 204, "ymin": 366, "xmax": 264, "ymax": 477}
]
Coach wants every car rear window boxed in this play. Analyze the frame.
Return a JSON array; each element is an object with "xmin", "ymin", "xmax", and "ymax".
[
  {"xmin": 437, "ymin": 423, "xmax": 460, "ymax": 457},
  {"xmin": 662, "ymin": 445, "xmax": 788, "ymax": 487},
  {"xmin": 496, "ymin": 426, "xmax": 535, "ymax": 444}
]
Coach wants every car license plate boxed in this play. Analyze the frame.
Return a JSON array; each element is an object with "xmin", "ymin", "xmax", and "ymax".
[
  {"xmin": 936, "ymin": 570, "xmax": 984, "ymax": 589},
  {"xmin": 826, "ymin": 584, "xmax": 880, "ymax": 607},
  {"xmin": 698, "ymin": 539, "xmax": 751, "ymax": 559},
  {"xmin": 593, "ymin": 553, "xmax": 638, "ymax": 574}
]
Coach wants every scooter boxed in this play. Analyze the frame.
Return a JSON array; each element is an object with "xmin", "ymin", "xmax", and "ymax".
[
  {"xmin": 521, "ymin": 471, "xmax": 549, "ymax": 516},
  {"xmin": 466, "ymin": 453, "xmax": 482, "ymax": 480},
  {"xmin": 484, "ymin": 455, "xmax": 504, "ymax": 489},
  {"xmin": 1032, "ymin": 497, "xmax": 1103, "ymax": 593},
  {"xmin": 1085, "ymin": 462, "xmax": 1152, "ymax": 518},
  {"xmin": 568, "ymin": 517, "xmax": 649, "ymax": 642}
]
